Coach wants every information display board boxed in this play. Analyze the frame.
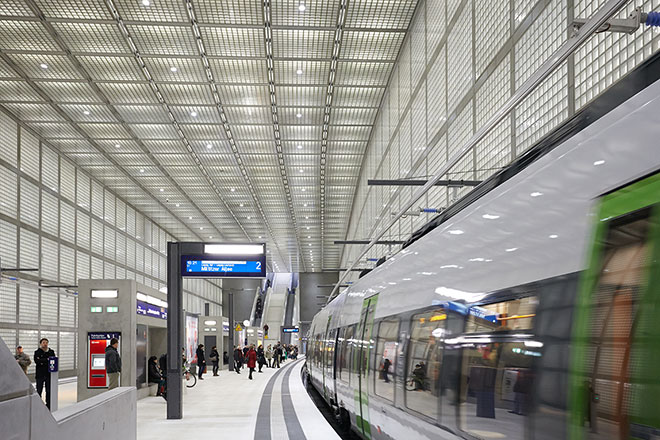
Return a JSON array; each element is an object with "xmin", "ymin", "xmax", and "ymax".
[{"xmin": 182, "ymin": 255, "xmax": 266, "ymax": 278}]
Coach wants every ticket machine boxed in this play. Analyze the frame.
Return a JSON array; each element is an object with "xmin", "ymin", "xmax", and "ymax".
[{"xmin": 88, "ymin": 332, "xmax": 121, "ymax": 388}]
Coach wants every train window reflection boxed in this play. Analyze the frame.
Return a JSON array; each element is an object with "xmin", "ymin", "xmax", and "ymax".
[
  {"xmin": 459, "ymin": 341, "xmax": 536, "ymax": 439},
  {"xmin": 374, "ymin": 318, "xmax": 399, "ymax": 402},
  {"xmin": 465, "ymin": 296, "xmax": 538, "ymax": 333},
  {"xmin": 405, "ymin": 309, "xmax": 445, "ymax": 420},
  {"xmin": 338, "ymin": 325, "xmax": 354, "ymax": 383}
]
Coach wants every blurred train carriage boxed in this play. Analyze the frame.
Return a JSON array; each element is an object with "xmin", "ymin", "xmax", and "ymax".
[{"xmin": 305, "ymin": 52, "xmax": 660, "ymax": 440}]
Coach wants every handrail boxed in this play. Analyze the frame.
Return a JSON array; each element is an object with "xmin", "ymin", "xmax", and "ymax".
[{"xmin": 328, "ymin": 0, "xmax": 632, "ymax": 302}]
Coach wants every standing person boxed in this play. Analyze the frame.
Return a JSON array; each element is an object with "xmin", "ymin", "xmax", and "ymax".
[
  {"xmin": 247, "ymin": 345, "xmax": 257, "ymax": 380},
  {"xmin": 34, "ymin": 338, "xmax": 56, "ymax": 408},
  {"xmin": 257, "ymin": 345, "xmax": 265, "ymax": 373},
  {"xmin": 382, "ymin": 358, "xmax": 392, "ymax": 383},
  {"xmin": 15, "ymin": 345, "xmax": 31, "ymax": 375},
  {"xmin": 210, "ymin": 345, "xmax": 220, "ymax": 376},
  {"xmin": 233, "ymin": 346, "xmax": 243, "ymax": 374},
  {"xmin": 105, "ymin": 337, "xmax": 121, "ymax": 390},
  {"xmin": 242, "ymin": 345, "xmax": 249, "ymax": 369},
  {"xmin": 196, "ymin": 344, "xmax": 206, "ymax": 380},
  {"xmin": 265, "ymin": 345, "xmax": 273, "ymax": 368},
  {"xmin": 273, "ymin": 343, "xmax": 281, "ymax": 368}
]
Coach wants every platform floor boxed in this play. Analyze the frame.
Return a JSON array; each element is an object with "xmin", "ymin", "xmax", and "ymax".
[{"xmin": 138, "ymin": 357, "xmax": 340, "ymax": 440}]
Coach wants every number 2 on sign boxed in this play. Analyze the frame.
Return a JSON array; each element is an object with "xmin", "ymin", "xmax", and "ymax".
[{"xmin": 256, "ymin": 262, "xmax": 261, "ymax": 270}]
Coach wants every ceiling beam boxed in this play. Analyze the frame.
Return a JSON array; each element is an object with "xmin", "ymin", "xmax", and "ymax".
[{"xmin": 367, "ymin": 179, "xmax": 482, "ymax": 187}]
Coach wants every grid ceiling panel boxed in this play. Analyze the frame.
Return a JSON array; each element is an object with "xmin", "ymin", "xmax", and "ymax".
[
  {"xmin": 335, "ymin": 61, "xmax": 392, "ymax": 86},
  {"xmin": 341, "ymin": 31, "xmax": 406, "ymax": 60},
  {"xmin": 127, "ymin": 25, "xmax": 199, "ymax": 56},
  {"xmin": 97, "ymin": 82, "xmax": 160, "ymax": 104},
  {"xmin": 0, "ymin": 0, "xmax": 35, "ymax": 17},
  {"xmin": 345, "ymin": 0, "xmax": 418, "ymax": 29},
  {"xmin": 1, "ymin": 103, "xmax": 64, "ymax": 122},
  {"xmin": 53, "ymin": 22, "xmax": 130, "ymax": 54},
  {"xmin": 158, "ymin": 84, "xmax": 215, "ymax": 105},
  {"xmin": 272, "ymin": 0, "xmax": 341, "ymax": 27},
  {"xmin": 38, "ymin": 81, "xmax": 101, "ymax": 103},
  {"xmin": 209, "ymin": 59, "xmax": 268, "ymax": 84},
  {"xmin": 115, "ymin": 0, "xmax": 189, "ymax": 22},
  {"xmin": 194, "ymin": 1, "xmax": 263, "ymax": 25},
  {"xmin": 115, "ymin": 104, "xmax": 171, "ymax": 123},
  {"xmin": 201, "ymin": 27, "xmax": 265, "ymax": 57},
  {"xmin": 0, "ymin": 80, "xmax": 44, "ymax": 102},
  {"xmin": 0, "ymin": 20, "xmax": 60, "ymax": 52},
  {"xmin": 59, "ymin": 104, "xmax": 119, "ymax": 123},
  {"xmin": 76, "ymin": 56, "xmax": 144, "ymax": 81},
  {"xmin": 274, "ymin": 60, "xmax": 330, "ymax": 85},
  {"xmin": 272, "ymin": 29, "xmax": 334, "ymax": 59},
  {"xmin": 6, "ymin": 54, "xmax": 84, "ymax": 80},
  {"xmin": 143, "ymin": 57, "xmax": 208, "ymax": 83}
]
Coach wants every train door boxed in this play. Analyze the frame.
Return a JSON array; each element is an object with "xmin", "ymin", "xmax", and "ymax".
[
  {"xmin": 322, "ymin": 315, "xmax": 334, "ymax": 399},
  {"xmin": 570, "ymin": 172, "xmax": 660, "ymax": 440},
  {"xmin": 355, "ymin": 294, "xmax": 378, "ymax": 439}
]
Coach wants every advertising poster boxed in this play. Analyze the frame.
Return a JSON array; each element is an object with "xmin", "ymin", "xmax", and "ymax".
[{"xmin": 186, "ymin": 315, "xmax": 198, "ymax": 364}]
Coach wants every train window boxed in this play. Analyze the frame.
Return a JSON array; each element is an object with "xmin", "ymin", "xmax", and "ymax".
[
  {"xmin": 459, "ymin": 340, "xmax": 537, "ymax": 439},
  {"xmin": 578, "ymin": 210, "xmax": 653, "ymax": 439},
  {"xmin": 373, "ymin": 318, "xmax": 399, "ymax": 402},
  {"xmin": 405, "ymin": 309, "xmax": 446, "ymax": 420},
  {"xmin": 465, "ymin": 296, "xmax": 538, "ymax": 333},
  {"xmin": 338, "ymin": 325, "xmax": 354, "ymax": 383}
]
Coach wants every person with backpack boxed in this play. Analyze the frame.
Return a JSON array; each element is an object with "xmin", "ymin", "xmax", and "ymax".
[{"xmin": 209, "ymin": 345, "xmax": 220, "ymax": 376}]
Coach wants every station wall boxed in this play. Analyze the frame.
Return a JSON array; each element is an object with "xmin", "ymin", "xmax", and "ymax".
[
  {"xmin": 340, "ymin": 0, "xmax": 660, "ymax": 273},
  {"xmin": 0, "ymin": 113, "xmax": 222, "ymax": 376}
]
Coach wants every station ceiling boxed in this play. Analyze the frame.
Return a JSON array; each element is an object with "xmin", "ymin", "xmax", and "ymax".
[{"xmin": 0, "ymin": 0, "xmax": 419, "ymax": 272}]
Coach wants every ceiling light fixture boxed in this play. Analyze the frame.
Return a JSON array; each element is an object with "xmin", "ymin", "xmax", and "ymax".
[
  {"xmin": 298, "ymin": 3, "xmax": 306, "ymax": 12},
  {"xmin": 247, "ymin": 216, "xmax": 251, "ymax": 219},
  {"xmin": 530, "ymin": 192, "xmax": 543, "ymax": 197},
  {"xmin": 170, "ymin": 66, "xmax": 178, "ymax": 72},
  {"xmin": 303, "ymin": 203, "xmax": 307, "ymax": 207},
  {"xmin": 239, "ymin": 203, "xmax": 244, "ymax": 207},
  {"xmin": 297, "ymin": 145, "xmax": 303, "ymax": 149},
  {"xmin": 83, "ymin": 110, "xmax": 90, "ymax": 115},
  {"xmin": 296, "ymin": 69, "xmax": 303, "ymax": 75},
  {"xmin": 296, "ymin": 113, "xmax": 302, "ymax": 118},
  {"xmin": 159, "ymin": 188, "xmax": 164, "ymax": 192},
  {"xmin": 593, "ymin": 160, "xmax": 605, "ymax": 166},
  {"xmin": 230, "ymin": 188, "xmax": 235, "ymax": 192},
  {"xmin": 139, "ymin": 168, "xmax": 144, "ymax": 173},
  {"xmin": 175, "ymin": 203, "xmax": 180, "ymax": 207},
  {"xmin": 301, "ymin": 188, "xmax": 306, "ymax": 192},
  {"xmin": 40, "ymin": 63, "xmax": 48, "ymax": 69},
  {"xmin": 188, "ymin": 216, "xmax": 193, "ymax": 220},
  {"xmin": 200, "ymin": 227, "xmax": 203, "ymax": 230},
  {"xmin": 115, "ymin": 144, "xmax": 120, "ymax": 149},
  {"xmin": 141, "ymin": 0, "xmax": 150, "ymax": 5},
  {"xmin": 190, "ymin": 111, "xmax": 198, "ymax": 117},
  {"xmin": 482, "ymin": 214, "xmax": 500, "ymax": 220},
  {"xmin": 549, "ymin": 234, "xmax": 559, "ymax": 239},
  {"xmin": 206, "ymin": 144, "xmax": 212, "ymax": 149},
  {"xmin": 505, "ymin": 247, "xmax": 518, "ymax": 252},
  {"xmin": 299, "ymin": 168, "xmax": 304, "ymax": 173},
  {"xmin": 448, "ymin": 229, "xmax": 464, "ymax": 235}
]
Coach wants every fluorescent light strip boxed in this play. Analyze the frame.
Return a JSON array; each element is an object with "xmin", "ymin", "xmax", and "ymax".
[
  {"xmin": 204, "ymin": 244, "xmax": 265, "ymax": 255},
  {"xmin": 91, "ymin": 289, "xmax": 118, "ymax": 298}
]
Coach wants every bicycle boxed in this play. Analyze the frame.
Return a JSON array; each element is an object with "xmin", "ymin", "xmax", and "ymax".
[{"xmin": 183, "ymin": 363, "xmax": 197, "ymax": 388}]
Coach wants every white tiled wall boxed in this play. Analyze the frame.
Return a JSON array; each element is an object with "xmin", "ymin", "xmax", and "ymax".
[
  {"xmin": 341, "ymin": 0, "xmax": 660, "ymax": 273},
  {"xmin": 0, "ymin": 112, "xmax": 223, "ymax": 374}
]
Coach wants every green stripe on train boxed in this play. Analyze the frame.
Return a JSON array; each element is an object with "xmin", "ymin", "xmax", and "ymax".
[{"xmin": 569, "ymin": 172, "xmax": 660, "ymax": 439}]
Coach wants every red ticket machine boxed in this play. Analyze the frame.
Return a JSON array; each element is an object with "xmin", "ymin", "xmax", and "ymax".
[{"xmin": 87, "ymin": 332, "xmax": 121, "ymax": 388}]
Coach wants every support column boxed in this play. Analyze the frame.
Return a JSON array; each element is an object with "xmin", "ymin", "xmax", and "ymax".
[
  {"xmin": 166, "ymin": 242, "xmax": 183, "ymax": 419},
  {"xmin": 228, "ymin": 291, "xmax": 234, "ymax": 371}
]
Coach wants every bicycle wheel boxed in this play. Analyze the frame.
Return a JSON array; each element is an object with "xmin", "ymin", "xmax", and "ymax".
[{"xmin": 185, "ymin": 372, "xmax": 197, "ymax": 388}]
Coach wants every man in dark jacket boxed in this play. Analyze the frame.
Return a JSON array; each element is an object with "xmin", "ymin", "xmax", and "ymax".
[
  {"xmin": 196, "ymin": 344, "xmax": 206, "ymax": 380},
  {"xmin": 34, "ymin": 338, "xmax": 56, "ymax": 409},
  {"xmin": 233, "ymin": 346, "xmax": 243, "ymax": 374},
  {"xmin": 105, "ymin": 338, "xmax": 121, "ymax": 389}
]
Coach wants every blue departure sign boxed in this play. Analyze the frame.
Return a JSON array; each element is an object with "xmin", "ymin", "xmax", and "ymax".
[{"xmin": 182, "ymin": 255, "xmax": 266, "ymax": 278}]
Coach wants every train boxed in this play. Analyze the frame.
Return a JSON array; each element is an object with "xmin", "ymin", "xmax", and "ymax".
[{"xmin": 305, "ymin": 52, "xmax": 660, "ymax": 440}]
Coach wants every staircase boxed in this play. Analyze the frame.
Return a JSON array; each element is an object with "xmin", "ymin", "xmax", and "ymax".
[{"xmin": 261, "ymin": 272, "xmax": 292, "ymax": 343}]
